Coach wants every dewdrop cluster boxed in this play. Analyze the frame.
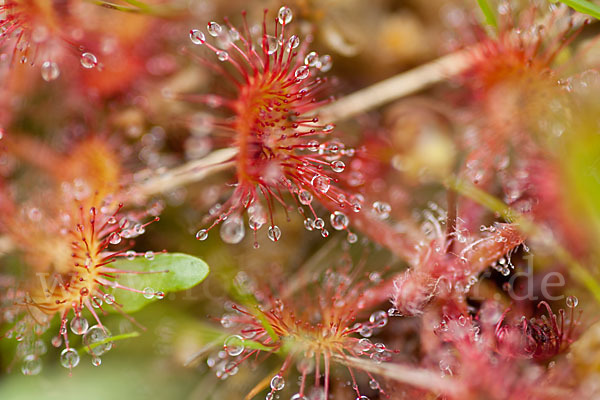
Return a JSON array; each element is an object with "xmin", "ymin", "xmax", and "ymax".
[
  {"xmin": 2, "ymin": 198, "xmax": 165, "ymax": 374},
  {"xmin": 203, "ymin": 267, "xmax": 394, "ymax": 399},
  {"xmin": 186, "ymin": 7, "xmax": 361, "ymax": 247},
  {"xmin": 0, "ymin": 0, "xmax": 99, "ymax": 81}
]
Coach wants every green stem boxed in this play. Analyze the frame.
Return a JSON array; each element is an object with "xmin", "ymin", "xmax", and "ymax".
[
  {"xmin": 446, "ymin": 176, "xmax": 534, "ymax": 231},
  {"xmin": 84, "ymin": 0, "xmax": 179, "ymax": 16},
  {"xmin": 122, "ymin": 0, "xmax": 153, "ymax": 12},
  {"xmin": 229, "ymin": 285, "xmax": 279, "ymax": 343},
  {"xmin": 227, "ymin": 335, "xmax": 277, "ymax": 352},
  {"xmin": 78, "ymin": 331, "xmax": 140, "ymax": 354},
  {"xmin": 250, "ymin": 306, "xmax": 279, "ymax": 343},
  {"xmin": 86, "ymin": 0, "xmax": 143, "ymax": 13}
]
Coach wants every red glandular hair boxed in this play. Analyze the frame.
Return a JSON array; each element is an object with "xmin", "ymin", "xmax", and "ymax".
[
  {"xmin": 391, "ymin": 205, "xmax": 525, "ymax": 316},
  {"xmin": 0, "ymin": 1, "xmax": 99, "ymax": 74},
  {"xmin": 429, "ymin": 299, "xmax": 580, "ymax": 400},
  {"xmin": 201, "ymin": 262, "xmax": 394, "ymax": 399},
  {"xmin": 0, "ymin": 136, "xmax": 163, "ymax": 372},
  {"xmin": 185, "ymin": 7, "xmax": 360, "ymax": 245}
]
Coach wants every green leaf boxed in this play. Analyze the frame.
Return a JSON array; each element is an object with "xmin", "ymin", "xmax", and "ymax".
[
  {"xmin": 557, "ymin": 0, "xmax": 600, "ymax": 20},
  {"xmin": 226, "ymin": 335, "xmax": 277, "ymax": 352},
  {"xmin": 476, "ymin": 0, "xmax": 498, "ymax": 28},
  {"xmin": 110, "ymin": 253, "xmax": 209, "ymax": 313}
]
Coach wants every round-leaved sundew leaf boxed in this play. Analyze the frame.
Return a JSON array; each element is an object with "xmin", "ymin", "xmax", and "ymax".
[{"xmin": 110, "ymin": 253, "xmax": 209, "ymax": 313}]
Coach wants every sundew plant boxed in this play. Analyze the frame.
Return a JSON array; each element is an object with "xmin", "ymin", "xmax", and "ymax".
[{"xmin": 2, "ymin": 1, "xmax": 600, "ymax": 400}]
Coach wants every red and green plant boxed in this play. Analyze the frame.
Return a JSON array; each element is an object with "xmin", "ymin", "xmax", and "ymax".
[{"xmin": 1, "ymin": 1, "xmax": 600, "ymax": 400}]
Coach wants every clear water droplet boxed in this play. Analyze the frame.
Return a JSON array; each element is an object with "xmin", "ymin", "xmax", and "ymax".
[
  {"xmin": 21, "ymin": 354, "xmax": 42, "ymax": 375},
  {"xmin": 330, "ymin": 211, "xmax": 349, "ymax": 230},
  {"xmin": 347, "ymin": 232, "xmax": 358, "ymax": 243},
  {"xmin": 372, "ymin": 201, "xmax": 391, "ymax": 220},
  {"xmin": 221, "ymin": 315, "xmax": 235, "ymax": 328},
  {"xmin": 104, "ymin": 294, "xmax": 115, "ymax": 305},
  {"xmin": 369, "ymin": 310, "xmax": 388, "ymax": 327},
  {"xmin": 229, "ymin": 28, "xmax": 240, "ymax": 41},
  {"xmin": 70, "ymin": 316, "xmax": 89, "ymax": 335},
  {"xmin": 92, "ymin": 357, "xmax": 102, "ymax": 366},
  {"xmin": 92, "ymin": 296, "xmax": 103, "ymax": 308},
  {"xmin": 374, "ymin": 343, "xmax": 386, "ymax": 352},
  {"xmin": 51, "ymin": 335, "xmax": 62, "ymax": 348},
  {"xmin": 323, "ymin": 124, "xmax": 335, "ymax": 133},
  {"xmin": 304, "ymin": 218, "xmax": 314, "ymax": 231},
  {"xmin": 109, "ymin": 232, "xmax": 121, "ymax": 244},
  {"xmin": 41, "ymin": 61, "xmax": 60, "ymax": 81},
  {"xmin": 311, "ymin": 175, "xmax": 330, "ymax": 193},
  {"xmin": 356, "ymin": 338, "xmax": 372, "ymax": 352},
  {"xmin": 566, "ymin": 295, "xmax": 578, "ymax": 308},
  {"xmin": 224, "ymin": 335, "xmax": 245, "ymax": 356},
  {"xmin": 83, "ymin": 325, "xmax": 112, "ymax": 356},
  {"xmin": 196, "ymin": 229, "xmax": 208, "ymax": 241},
  {"xmin": 248, "ymin": 204, "xmax": 267, "ymax": 230},
  {"xmin": 268, "ymin": 226, "xmax": 281, "ymax": 242},
  {"xmin": 278, "ymin": 7, "xmax": 293, "ymax": 24},
  {"xmin": 143, "ymin": 287, "xmax": 155, "ymax": 299},
  {"xmin": 207, "ymin": 22, "xmax": 222, "ymax": 37},
  {"xmin": 133, "ymin": 224, "xmax": 145, "ymax": 235},
  {"xmin": 330, "ymin": 160, "xmax": 345, "ymax": 172},
  {"xmin": 220, "ymin": 215, "xmax": 245, "ymax": 244},
  {"xmin": 217, "ymin": 51, "xmax": 229, "ymax": 62},
  {"xmin": 287, "ymin": 35, "xmax": 300, "ymax": 49},
  {"xmin": 306, "ymin": 140, "xmax": 319, "ymax": 152},
  {"xmin": 190, "ymin": 29, "xmax": 206, "ymax": 44},
  {"xmin": 298, "ymin": 189, "xmax": 313, "ymax": 205},
  {"xmin": 265, "ymin": 35, "xmax": 278, "ymax": 55},
  {"xmin": 226, "ymin": 361, "xmax": 239, "ymax": 375},
  {"xmin": 295, "ymin": 65, "xmax": 309, "ymax": 80},
  {"xmin": 314, "ymin": 218, "xmax": 325, "ymax": 230},
  {"xmin": 60, "ymin": 348, "xmax": 80, "ymax": 369},
  {"xmin": 270, "ymin": 374, "xmax": 285, "ymax": 391},
  {"xmin": 80, "ymin": 52, "xmax": 98, "ymax": 69},
  {"xmin": 304, "ymin": 52, "xmax": 319, "ymax": 67},
  {"xmin": 318, "ymin": 55, "xmax": 333, "ymax": 72},
  {"xmin": 359, "ymin": 325, "xmax": 373, "ymax": 337}
]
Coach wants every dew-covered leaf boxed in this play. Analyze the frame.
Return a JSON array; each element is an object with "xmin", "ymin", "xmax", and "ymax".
[{"xmin": 110, "ymin": 253, "xmax": 209, "ymax": 313}]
